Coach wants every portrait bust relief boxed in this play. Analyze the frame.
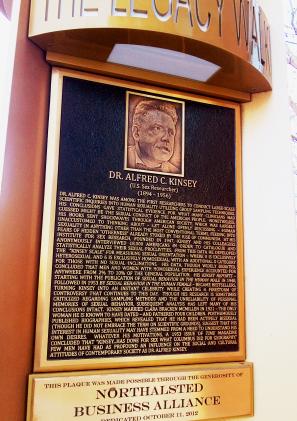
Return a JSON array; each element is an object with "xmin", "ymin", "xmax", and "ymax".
[{"xmin": 125, "ymin": 92, "xmax": 184, "ymax": 177}]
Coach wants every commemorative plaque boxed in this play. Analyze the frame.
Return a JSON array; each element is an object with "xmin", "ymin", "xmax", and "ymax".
[
  {"xmin": 35, "ymin": 68, "xmax": 244, "ymax": 372},
  {"xmin": 27, "ymin": 363, "xmax": 253, "ymax": 421}
]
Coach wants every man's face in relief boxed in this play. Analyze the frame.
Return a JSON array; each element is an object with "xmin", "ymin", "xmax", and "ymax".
[{"xmin": 133, "ymin": 109, "xmax": 176, "ymax": 165}]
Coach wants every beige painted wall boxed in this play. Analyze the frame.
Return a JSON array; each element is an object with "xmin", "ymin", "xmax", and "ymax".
[
  {"xmin": 232, "ymin": 0, "xmax": 297, "ymax": 420},
  {"xmin": 0, "ymin": 1, "xmax": 50, "ymax": 420}
]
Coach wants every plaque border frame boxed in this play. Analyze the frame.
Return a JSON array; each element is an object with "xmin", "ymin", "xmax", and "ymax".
[
  {"xmin": 27, "ymin": 363, "xmax": 254, "ymax": 421},
  {"xmin": 124, "ymin": 91, "xmax": 185, "ymax": 177},
  {"xmin": 34, "ymin": 68, "xmax": 245, "ymax": 372}
]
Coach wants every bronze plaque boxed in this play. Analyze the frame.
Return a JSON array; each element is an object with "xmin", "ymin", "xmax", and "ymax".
[
  {"xmin": 35, "ymin": 68, "xmax": 244, "ymax": 371},
  {"xmin": 27, "ymin": 363, "xmax": 253, "ymax": 421}
]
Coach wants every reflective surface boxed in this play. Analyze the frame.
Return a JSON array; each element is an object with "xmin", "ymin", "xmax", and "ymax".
[
  {"xmin": 27, "ymin": 363, "xmax": 253, "ymax": 421},
  {"xmin": 29, "ymin": 0, "xmax": 272, "ymax": 93}
]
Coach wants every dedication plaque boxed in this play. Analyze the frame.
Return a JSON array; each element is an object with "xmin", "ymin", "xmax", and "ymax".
[
  {"xmin": 27, "ymin": 364, "xmax": 253, "ymax": 421},
  {"xmin": 35, "ymin": 69, "xmax": 245, "ymax": 372}
]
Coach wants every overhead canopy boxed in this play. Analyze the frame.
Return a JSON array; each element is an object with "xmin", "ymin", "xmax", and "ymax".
[{"xmin": 29, "ymin": 0, "xmax": 272, "ymax": 94}]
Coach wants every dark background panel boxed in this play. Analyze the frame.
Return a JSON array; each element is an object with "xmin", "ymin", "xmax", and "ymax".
[
  {"xmin": 48, "ymin": 76, "xmax": 239, "ymax": 360},
  {"xmin": 58, "ymin": 77, "xmax": 126, "ymax": 194},
  {"xmin": 58, "ymin": 77, "xmax": 236, "ymax": 206},
  {"xmin": 184, "ymin": 102, "xmax": 235, "ymax": 206}
]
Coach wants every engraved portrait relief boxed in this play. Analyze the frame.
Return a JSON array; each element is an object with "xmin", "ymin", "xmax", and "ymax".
[{"xmin": 125, "ymin": 93, "xmax": 184, "ymax": 177}]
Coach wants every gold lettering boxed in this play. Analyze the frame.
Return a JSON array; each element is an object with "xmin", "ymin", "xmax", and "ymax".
[
  {"xmin": 251, "ymin": 4, "xmax": 261, "ymax": 61},
  {"xmin": 174, "ymin": 0, "xmax": 193, "ymax": 27},
  {"xmin": 264, "ymin": 23, "xmax": 271, "ymax": 74},
  {"xmin": 216, "ymin": 0, "xmax": 224, "ymax": 37},
  {"xmin": 194, "ymin": 0, "xmax": 211, "ymax": 33},
  {"xmin": 44, "ymin": 0, "xmax": 76, "ymax": 20},
  {"xmin": 58, "ymin": 0, "xmax": 62, "ymax": 19},
  {"xmin": 152, "ymin": 0, "xmax": 173, "ymax": 22},
  {"xmin": 233, "ymin": 0, "xmax": 250, "ymax": 46},
  {"xmin": 259, "ymin": 6, "xmax": 271, "ymax": 72},
  {"xmin": 111, "ymin": 0, "xmax": 127, "ymax": 17},
  {"xmin": 130, "ymin": 0, "xmax": 148, "ymax": 18},
  {"xmin": 45, "ymin": 0, "xmax": 49, "ymax": 21},
  {"xmin": 80, "ymin": 0, "xmax": 99, "ymax": 17}
]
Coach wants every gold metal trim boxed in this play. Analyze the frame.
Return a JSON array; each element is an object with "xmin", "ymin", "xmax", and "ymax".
[
  {"xmin": 46, "ymin": 52, "xmax": 252, "ymax": 103},
  {"xmin": 27, "ymin": 363, "xmax": 254, "ymax": 421},
  {"xmin": 34, "ymin": 69, "xmax": 64, "ymax": 371}
]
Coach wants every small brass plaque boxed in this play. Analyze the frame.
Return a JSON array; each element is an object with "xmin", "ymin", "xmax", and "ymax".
[{"xmin": 27, "ymin": 363, "xmax": 253, "ymax": 421}]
